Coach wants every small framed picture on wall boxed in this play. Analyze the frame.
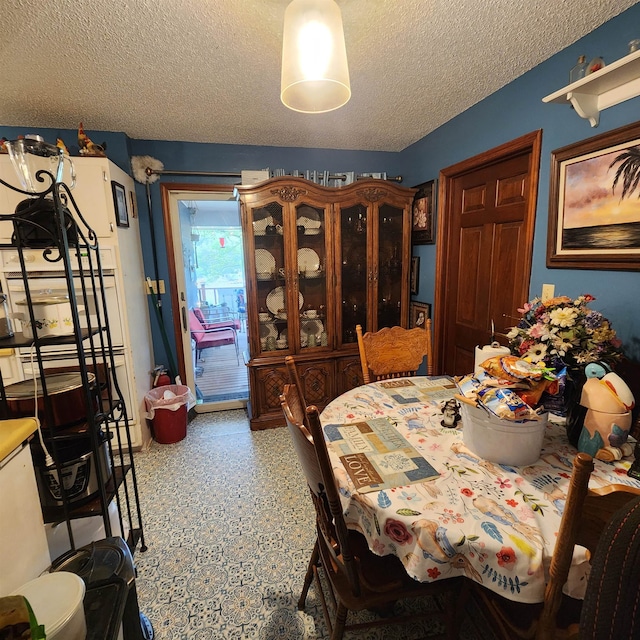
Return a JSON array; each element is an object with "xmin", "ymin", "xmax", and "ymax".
[
  {"xmin": 411, "ymin": 180, "xmax": 436, "ymax": 244},
  {"xmin": 409, "ymin": 301, "xmax": 431, "ymax": 329},
  {"xmin": 410, "ymin": 256, "xmax": 420, "ymax": 295},
  {"xmin": 112, "ymin": 181, "xmax": 129, "ymax": 228}
]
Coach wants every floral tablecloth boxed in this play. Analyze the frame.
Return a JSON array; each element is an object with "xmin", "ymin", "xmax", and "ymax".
[{"xmin": 320, "ymin": 377, "xmax": 640, "ymax": 603}]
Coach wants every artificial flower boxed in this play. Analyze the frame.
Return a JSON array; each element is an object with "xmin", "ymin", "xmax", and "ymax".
[{"xmin": 507, "ymin": 294, "xmax": 623, "ymax": 371}]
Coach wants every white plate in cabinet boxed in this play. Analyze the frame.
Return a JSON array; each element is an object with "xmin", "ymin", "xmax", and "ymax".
[{"xmin": 543, "ymin": 49, "xmax": 640, "ymax": 127}]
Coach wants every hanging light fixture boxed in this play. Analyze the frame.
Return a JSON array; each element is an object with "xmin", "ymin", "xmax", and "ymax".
[{"xmin": 280, "ymin": 0, "xmax": 351, "ymax": 114}]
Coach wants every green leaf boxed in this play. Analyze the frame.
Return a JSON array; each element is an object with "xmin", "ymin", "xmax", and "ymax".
[{"xmin": 396, "ymin": 508, "xmax": 421, "ymax": 516}]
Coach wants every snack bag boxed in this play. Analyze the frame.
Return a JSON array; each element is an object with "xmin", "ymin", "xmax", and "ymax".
[{"xmin": 478, "ymin": 387, "xmax": 534, "ymax": 420}]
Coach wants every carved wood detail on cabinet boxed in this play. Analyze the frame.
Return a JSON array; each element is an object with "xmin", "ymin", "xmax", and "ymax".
[{"xmin": 237, "ymin": 177, "xmax": 415, "ymax": 430}]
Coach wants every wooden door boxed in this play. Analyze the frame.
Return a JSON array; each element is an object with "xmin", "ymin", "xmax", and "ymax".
[{"xmin": 435, "ymin": 131, "xmax": 542, "ymax": 376}]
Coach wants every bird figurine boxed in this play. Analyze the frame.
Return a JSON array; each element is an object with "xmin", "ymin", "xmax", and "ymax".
[
  {"xmin": 78, "ymin": 122, "xmax": 106, "ymax": 156},
  {"xmin": 56, "ymin": 137, "xmax": 70, "ymax": 155},
  {"xmin": 0, "ymin": 137, "xmax": 8, "ymax": 153}
]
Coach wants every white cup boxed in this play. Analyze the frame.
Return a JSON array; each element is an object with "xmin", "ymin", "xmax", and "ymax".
[
  {"xmin": 304, "ymin": 309, "xmax": 318, "ymax": 318},
  {"xmin": 258, "ymin": 312, "xmax": 271, "ymax": 321},
  {"xmin": 276, "ymin": 338, "xmax": 287, "ymax": 349}
]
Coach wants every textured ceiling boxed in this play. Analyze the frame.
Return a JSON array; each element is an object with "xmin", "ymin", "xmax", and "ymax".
[{"xmin": 1, "ymin": 0, "xmax": 638, "ymax": 152}]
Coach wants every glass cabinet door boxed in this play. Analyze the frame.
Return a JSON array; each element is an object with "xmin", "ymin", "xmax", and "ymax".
[
  {"xmin": 295, "ymin": 203, "xmax": 329, "ymax": 351},
  {"xmin": 375, "ymin": 203, "xmax": 404, "ymax": 329},
  {"xmin": 338, "ymin": 203, "xmax": 368, "ymax": 344},
  {"xmin": 251, "ymin": 201, "xmax": 288, "ymax": 355}
]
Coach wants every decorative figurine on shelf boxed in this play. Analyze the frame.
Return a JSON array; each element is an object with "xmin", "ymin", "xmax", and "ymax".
[
  {"xmin": 56, "ymin": 137, "xmax": 69, "ymax": 155},
  {"xmin": 586, "ymin": 56, "xmax": 605, "ymax": 75},
  {"xmin": 577, "ymin": 364, "xmax": 635, "ymax": 461},
  {"xmin": 77, "ymin": 122, "xmax": 107, "ymax": 156},
  {"xmin": 441, "ymin": 398, "xmax": 461, "ymax": 428}
]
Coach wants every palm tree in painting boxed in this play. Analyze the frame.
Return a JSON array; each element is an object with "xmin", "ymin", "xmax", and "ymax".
[{"xmin": 609, "ymin": 145, "xmax": 640, "ymax": 199}]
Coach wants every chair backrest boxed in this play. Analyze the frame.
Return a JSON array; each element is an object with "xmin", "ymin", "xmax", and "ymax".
[
  {"xmin": 579, "ymin": 495, "xmax": 640, "ymax": 638},
  {"xmin": 280, "ymin": 387, "xmax": 361, "ymax": 596},
  {"xmin": 536, "ymin": 452, "xmax": 640, "ymax": 640},
  {"xmin": 284, "ymin": 355, "xmax": 310, "ymax": 426},
  {"xmin": 193, "ymin": 307, "xmax": 206, "ymax": 325},
  {"xmin": 356, "ymin": 322, "xmax": 432, "ymax": 384},
  {"xmin": 189, "ymin": 309, "xmax": 205, "ymax": 343}
]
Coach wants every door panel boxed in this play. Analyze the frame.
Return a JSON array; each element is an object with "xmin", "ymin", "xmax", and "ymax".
[{"xmin": 436, "ymin": 131, "xmax": 542, "ymax": 376}]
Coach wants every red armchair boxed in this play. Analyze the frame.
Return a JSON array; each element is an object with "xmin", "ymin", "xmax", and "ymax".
[
  {"xmin": 189, "ymin": 309, "xmax": 239, "ymax": 365},
  {"xmin": 193, "ymin": 307, "xmax": 241, "ymax": 331}
]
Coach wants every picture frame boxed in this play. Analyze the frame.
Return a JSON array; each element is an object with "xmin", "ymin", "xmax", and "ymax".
[
  {"xmin": 410, "ymin": 256, "xmax": 420, "ymax": 295},
  {"xmin": 411, "ymin": 179, "xmax": 436, "ymax": 245},
  {"xmin": 409, "ymin": 301, "xmax": 431, "ymax": 329},
  {"xmin": 112, "ymin": 181, "xmax": 129, "ymax": 228},
  {"xmin": 129, "ymin": 190, "xmax": 137, "ymax": 219},
  {"xmin": 547, "ymin": 120, "xmax": 640, "ymax": 270}
]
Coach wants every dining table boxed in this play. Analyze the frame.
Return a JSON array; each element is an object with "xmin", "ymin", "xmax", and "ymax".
[{"xmin": 319, "ymin": 375, "xmax": 640, "ymax": 604}]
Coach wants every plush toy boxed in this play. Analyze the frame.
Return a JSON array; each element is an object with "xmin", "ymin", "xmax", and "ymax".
[{"xmin": 577, "ymin": 366, "xmax": 635, "ymax": 461}]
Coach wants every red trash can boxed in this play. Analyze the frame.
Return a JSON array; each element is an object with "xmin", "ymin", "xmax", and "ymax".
[{"xmin": 145, "ymin": 385, "xmax": 192, "ymax": 444}]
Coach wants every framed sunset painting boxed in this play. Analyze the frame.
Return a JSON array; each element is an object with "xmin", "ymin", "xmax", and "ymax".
[{"xmin": 547, "ymin": 120, "xmax": 640, "ymax": 270}]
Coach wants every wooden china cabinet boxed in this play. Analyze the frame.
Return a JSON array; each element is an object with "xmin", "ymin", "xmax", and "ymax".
[{"xmin": 236, "ymin": 177, "xmax": 416, "ymax": 429}]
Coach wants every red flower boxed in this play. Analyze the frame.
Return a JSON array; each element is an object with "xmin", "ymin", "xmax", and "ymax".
[
  {"xmin": 384, "ymin": 518, "xmax": 413, "ymax": 545},
  {"xmin": 461, "ymin": 488, "xmax": 473, "ymax": 497},
  {"xmin": 427, "ymin": 567, "xmax": 441, "ymax": 579},
  {"xmin": 506, "ymin": 499, "xmax": 518, "ymax": 507},
  {"xmin": 496, "ymin": 546, "xmax": 517, "ymax": 568}
]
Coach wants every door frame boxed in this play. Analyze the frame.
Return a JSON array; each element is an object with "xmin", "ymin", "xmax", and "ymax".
[
  {"xmin": 160, "ymin": 182, "xmax": 245, "ymax": 410},
  {"xmin": 433, "ymin": 130, "xmax": 542, "ymax": 374}
]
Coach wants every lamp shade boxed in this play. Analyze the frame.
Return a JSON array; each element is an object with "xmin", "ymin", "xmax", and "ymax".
[{"xmin": 281, "ymin": 0, "xmax": 351, "ymax": 113}]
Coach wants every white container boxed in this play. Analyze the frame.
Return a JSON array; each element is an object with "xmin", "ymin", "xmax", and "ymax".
[
  {"xmin": 14, "ymin": 294, "xmax": 76, "ymax": 338},
  {"xmin": 461, "ymin": 402, "xmax": 548, "ymax": 466},
  {"xmin": 11, "ymin": 572, "xmax": 86, "ymax": 640}
]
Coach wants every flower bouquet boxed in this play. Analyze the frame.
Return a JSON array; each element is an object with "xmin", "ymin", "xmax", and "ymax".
[
  {"xmin": 506, "ymin": 294, "xmax": 623, "ymax": 372},
  {"xmin": 507, "ymin": 295, "xmax": 624, "ymax": 432}
]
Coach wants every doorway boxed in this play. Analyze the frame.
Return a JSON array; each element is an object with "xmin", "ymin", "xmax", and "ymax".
[
  {"xmin": 162, "ymin": 184, "xmax": 248, "ymax": 412},
  {"xmin": 434, "ymin": 130, "xmax": 542, "ymax": 375}
]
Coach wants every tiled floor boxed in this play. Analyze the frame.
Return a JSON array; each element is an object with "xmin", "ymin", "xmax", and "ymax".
[{"xmin": 133, "ymin": 410, "xmax": 499, "ymax": 639}]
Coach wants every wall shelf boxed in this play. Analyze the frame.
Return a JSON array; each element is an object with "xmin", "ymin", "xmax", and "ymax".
[{"xmin": 543, "ymin": 49, "xmax": 640, "ymax": 126}]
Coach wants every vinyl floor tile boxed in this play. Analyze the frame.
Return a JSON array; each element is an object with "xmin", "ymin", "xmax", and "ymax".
[{"xmin": 133, "ymin": 410, "xmax": 498, "ymax": 639}]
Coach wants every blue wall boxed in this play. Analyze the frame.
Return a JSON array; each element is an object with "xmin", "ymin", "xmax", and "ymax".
[
  {"xmin": 402, "ymin": 4, "xmax": 640, "ymax": 362},
  {"xmin": 2, "ymin": 3, "xmax": 639, "ymax": 369}
]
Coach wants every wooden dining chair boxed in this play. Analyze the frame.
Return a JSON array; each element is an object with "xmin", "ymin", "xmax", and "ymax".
[
  {"xmin": 473, "ymin": 452, "xmax": 640, "ymax": 640},
  {"xmin": 579, "ymin": 494, "xmax": 640, "ymax": 637},
  {"xmin": 280, "ymin": 387, "xmax": 462, "ymax": 640},
  {"xmin": 356, "ymin": 322, "xmax": 433, "ymax": 384},
  {"xmin": 284, "ymin": 355, "xmax": 309, "ymax": 426}
]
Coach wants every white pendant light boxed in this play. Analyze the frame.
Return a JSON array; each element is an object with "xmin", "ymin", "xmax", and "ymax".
[{"xmin": 281, "ymin": 0, "xmax": 351, "ymax": 114}]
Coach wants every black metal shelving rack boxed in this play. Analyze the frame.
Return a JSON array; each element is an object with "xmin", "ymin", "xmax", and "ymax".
[{"xmin": 0, "ymin": 169, "xmax": 146, "ymax": 556}]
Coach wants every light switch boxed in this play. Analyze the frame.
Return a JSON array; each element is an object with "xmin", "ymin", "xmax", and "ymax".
[{"xmin": 541, "ymin": 284, "xmax": 555, "ymax": 301}]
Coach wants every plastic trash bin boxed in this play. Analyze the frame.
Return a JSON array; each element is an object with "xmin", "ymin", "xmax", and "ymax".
[{"xmin": 144, "ymin": 385, "xmax": 193, "ymax": 444}]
